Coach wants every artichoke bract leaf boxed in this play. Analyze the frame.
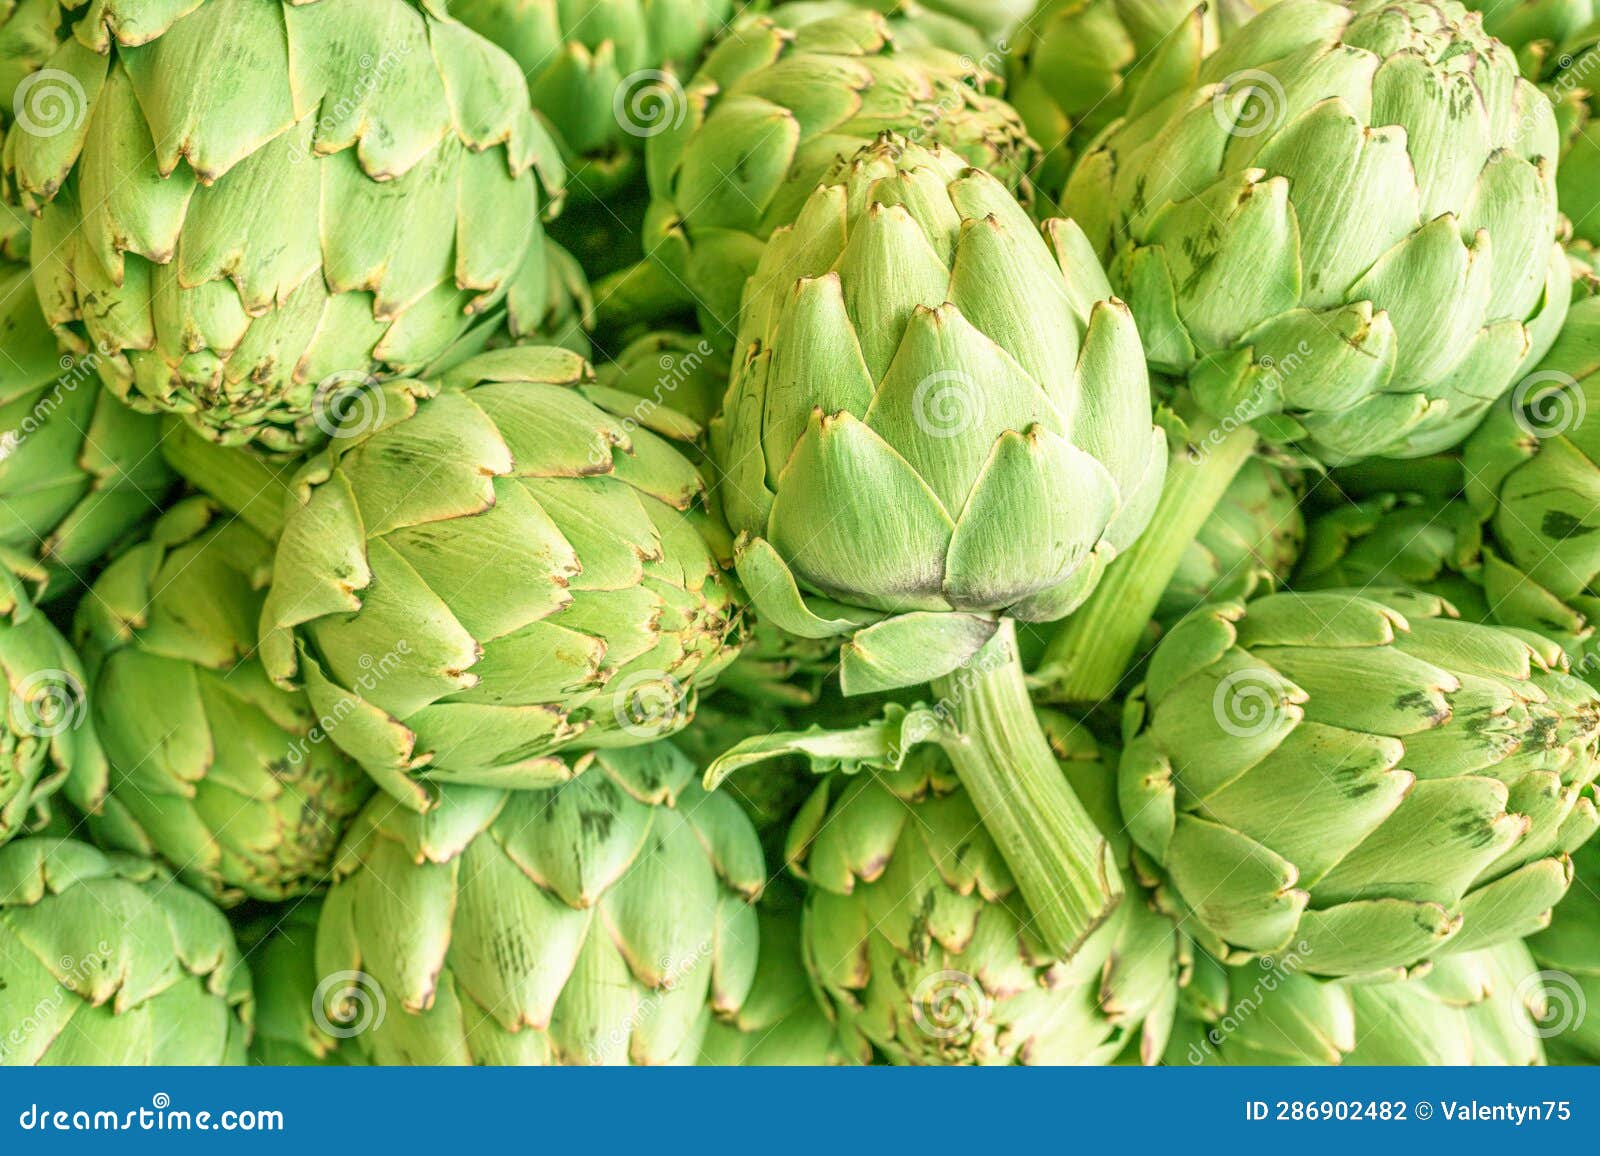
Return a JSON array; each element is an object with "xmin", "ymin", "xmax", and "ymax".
[
  {"xmin": 943, "ymin": 432, "xmax": 1116, "ymax": 615},
  {"xmin": 1294, "ymin": 899, "xmax": 1463, "ymax": 978},
  {"xmin": 732, "ymin": 535, "xmax": 880, "ymax": 640},
  {"xmin": 297, "ymin": 643, "xmax": 435, "ymax": 814},
  {"xmin": 838, "ymin": 611, "xmax": 996, "ymax": 694},
  {"xmin": 1164, "ymin": 813, "xmax": 1308, "ymax": 952},
  {"xmin": 1445, "ymin": 855, "xmax": 1573, "ymax": 954},
  {"xmin": 1313, "ymin": 776, "xmax": 1525, "ymax": 906},
  {"xmin": 766, "ymin": 412, "xmax": 957, "ymax": 613}
]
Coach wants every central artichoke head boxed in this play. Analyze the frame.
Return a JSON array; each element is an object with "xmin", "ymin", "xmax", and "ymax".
[{"xmin": 714, "ymin": 135, "xmax": 1165, "ymax": 625}]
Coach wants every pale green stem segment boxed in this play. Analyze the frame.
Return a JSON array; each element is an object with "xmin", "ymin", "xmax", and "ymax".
[
  {"xmin": 1041, "ymin": 413, "xmax": 1259, "ymax": 707},
  {"xmin": 932, "ymin": 620, "xmax": 1121, "ymax": 960}
]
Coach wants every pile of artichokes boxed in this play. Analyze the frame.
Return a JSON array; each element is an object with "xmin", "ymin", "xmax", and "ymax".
[{"xmin": 0, "ymin": 0, "xmax": 1597, "ymax": 1068}]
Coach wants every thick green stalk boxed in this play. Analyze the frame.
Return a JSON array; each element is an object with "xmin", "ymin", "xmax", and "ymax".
[
  {"xmin": 1041, "ymin": 412, "xmax": 1258, "ymax": 707},
  {"xmin": 933, "ymin": 621, "xmax": 1121, "ymax": 960}
]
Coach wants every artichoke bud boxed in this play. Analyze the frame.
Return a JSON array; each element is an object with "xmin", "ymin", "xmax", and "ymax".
[
  {"xmin": 259, "ymin": 347, "xmax": 746, "ymax": 811},
  {"xmin": 790, "ymin": 716, "xmax": 1185, "ymax": 1065},
  {"xmin": 1065, "ymin": 0, "xmax": 1570, "ymax": 463},
  {"xmin": 1527, "ymin": 837, "xmax": 1600, "ymax": 1061},
  {"xmin": 1121, "ymin": 588, "xmax": 1600, "ymax": 979},
  {"xmin": 714, "ymin": 134, "xmax": 1165, "ymax": 685},
  {"xmin": 316, "ymin": 744, "xmax": 765, "ymax": 1065},
  {"xmin": 72, "ymin": 497, "xmax": 374, "ymax": 905},
  {"xmin": 3, "ymin": 0, "xmax": 565, "ymax": 453},
  {"xmin": 0, "ymin": 837, "xmax": 253, "ymax": 1065},
  {"xmin": 640, "ymin": 6, "xmax": 1038, "ymax": 343}
]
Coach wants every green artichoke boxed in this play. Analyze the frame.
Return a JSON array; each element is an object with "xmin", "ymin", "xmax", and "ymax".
[
  {"xmin": 698, "ymin": 901, "xmax": 852, "ymax": 1065},
  {"xmin": 630, "ymin": 6, "xmax": 1037, "ymax": 345},
  {"xmin": 240, "ymin": 901, "xmax": 365, "ymax": 1066},
  {"xmin": 0, "ymin": 263, "xmax": 174, "ymax": 609},
  {"xmin": 315, "ymin": 744, "xmax": 764, "ymax": 1065},
  {"xmin": 1170, "ymin": 941, "xmax": 1548, "ymax": 1064},
  {"xmin": 0, "ymin": 837, "xmax": 253, "ymax": 1065},
  {"xmin": 1009, "ymin": 0, "xmax": 1279, "ymax": 196},
  {"xmin": 1527, "ymin": 839, "xmax": 1600, "ymax": 1061},
  {"xmin": 1066, "ymin": 0, "xmax": 1568, "ymax": 461},
  {"xmin": 1121, "ymin": 588, "xmax": 1600, "ymax": 979},
  {"xmin": 72, "ymin": 499, "xmax": 373, "ymax": 905},
  {"xmin": 1044, "ymin": 0, "xmax": 1570, "ymax": 712},
  {"xmin": 788, "ymin": 714, "xmax": 1184, "ymax": 1065},
  {"xmin": 0, "ymin": 597, "xmax": 104, "ymax": 848},
  {"xmin": 1463, "ymin": 286, "xmax": 1600, "ymax": 669},
  {"xmin": 1156, "ymin": 457, "xmax": 1303, "ymax": 623},
  {"xmin": 4, "ymin": 0, "xmax": 564, "ymax": 452},
  {"xmin": 711, "ymin": 133, "xmax": 1165, "ymax": 957},
  {"xmin": 449, "ymin": 0, "xmax": 732, "ymax": 197},
  {"xmin": 260, "ymin": 347, "xmax": 744, "ymax": 811}
]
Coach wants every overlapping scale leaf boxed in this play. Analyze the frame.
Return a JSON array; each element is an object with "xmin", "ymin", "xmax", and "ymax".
[
  {"xmin": 0, "ymin": 263, "xmax": 173, "ymax": 610},
  {"xmin": 315, "ymin": 745, "xmax": 764, "ymax": 1065},
  {"xmin": 1169, "ymin": 941, "xmax": 1547, "ymax": 1064},
  {"xmin": 450, "ymin": 0, "xmax": 733, "ymax": 198},
  {"xmin": 637, "ymin": 4, "xmax": 1036, "ymax": 345},
  {"xmin": 239, "ymin": 901, "xmax": 365, "ymax": 1066}
]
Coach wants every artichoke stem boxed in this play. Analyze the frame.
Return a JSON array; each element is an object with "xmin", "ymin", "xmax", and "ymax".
[
  {"xmin": 932, "ymin": 620, "xmax": 1122, "ymax": 959},
  {"xmin": 1040, "ymin": 412, "xmax": 1259, "ymax": 707},
  {"xmin": 159, "ymin": 419, "xmax": 296, "ymax": 541}
]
